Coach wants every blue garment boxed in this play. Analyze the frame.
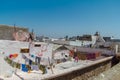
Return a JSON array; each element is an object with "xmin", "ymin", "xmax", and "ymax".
[
  {"xmin": 21, "ymin": 64, "xmax": 28, "ymax": 72},
  {"xmin": 31, "ymin": 54, "xmax": 34, "ymax": 58},
  {"xmin": 29, "ymin": 59, "xmax": 32, "ymax": 65}
]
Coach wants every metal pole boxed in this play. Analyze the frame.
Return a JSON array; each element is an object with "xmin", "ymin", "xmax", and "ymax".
[{"xmin": 48, "ymin": 57, "xmax": 54, "ymax": 74}]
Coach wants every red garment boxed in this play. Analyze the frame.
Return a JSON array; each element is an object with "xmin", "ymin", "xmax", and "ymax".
[
  {"xmin": 38, "ymin": 53, "xmax": 43, "ymax": 57},
  {"xmin": 9, "ymin": 54, "xmax": 13, "ymax": 58},
  {"xmin": 69, "ymin": 50, "xmax": 74, "ymax": 57},
  {"xmin": 9, "ymin": 54, "xmax": 18, "ymax": 58}
]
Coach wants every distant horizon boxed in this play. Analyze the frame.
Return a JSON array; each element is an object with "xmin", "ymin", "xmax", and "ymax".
[
  {"xmin": 0, "ymin": 24, "xmax": 119, "ymax": 39},
  {"xmin": 0, "ymin": 0, "xmax": 120, "ymax": 39}
]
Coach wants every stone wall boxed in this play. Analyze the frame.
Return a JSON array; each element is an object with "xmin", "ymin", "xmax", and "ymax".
[
  {"xmin": 89, "ymin": 62, "xmax": 120, "ymax": 80},
  {"xmin": 46, "ymin": 59, "xmax": 112, "ymax": 80},
  {"xmin": 0, "ymin": 25, "xmax": 28, "ymax": 40}
]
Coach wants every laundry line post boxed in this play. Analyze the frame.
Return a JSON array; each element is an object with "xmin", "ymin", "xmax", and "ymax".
[
  {"xmin": 28, "ymin": 41, "xmax": 32, "ymax": 57},
  {"xmin": 48, "ymin": 57, "xmax": 54, "ymax": 74},
  {"xmin": 0, "ymin": 54, "xmax": 2, "ymax": 76},
  {"xmin": 15, "ymin": 60, "xmax": 20, "ymax": 74}
]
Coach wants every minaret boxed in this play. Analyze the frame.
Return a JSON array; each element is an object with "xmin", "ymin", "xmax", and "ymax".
[
  {"xmin": 94, "ymin": 31, "xmax": 100, "ymax": 36},
  {"xmin": 94, "ymin": 31, "xmax": 105, "ymax": 42},
  {"xmin": 13, "ymin": 24, "xmax": 17, "ymax": 32},
  {"xmin": 13, "ymin": 24, "xmax": 17, "ymax": 40}
]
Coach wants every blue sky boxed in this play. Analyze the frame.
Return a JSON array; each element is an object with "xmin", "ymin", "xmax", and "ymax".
[{"xmin": 0, "ymin": 0, "xmax": 120, "ymax": 38}]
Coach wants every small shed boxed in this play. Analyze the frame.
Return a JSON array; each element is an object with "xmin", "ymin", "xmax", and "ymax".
[
  {"xmin": 76, "ymin": 47, "xmax": 101, "ymax": 60},
  {"xmin": 53, "ymin": 45, "xmax": 71, "ymax": 63}
]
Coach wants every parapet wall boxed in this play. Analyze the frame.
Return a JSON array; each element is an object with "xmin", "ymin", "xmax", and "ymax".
[
  {"xmin": 0, "ymin": 25, "xmax": 28, "ymax": 40},
  {"xmin": 45, "ymin": 57, "xmax": 112, "ymax": 80}
]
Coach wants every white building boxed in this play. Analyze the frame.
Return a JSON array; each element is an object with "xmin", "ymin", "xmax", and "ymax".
[{"xmin": 69, "ymin": 36, "xmax": 97, "ymax": 47}]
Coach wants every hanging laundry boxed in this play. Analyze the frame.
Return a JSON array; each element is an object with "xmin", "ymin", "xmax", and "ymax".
[
  {"xmin": 21, "ymin": 64, "xmax": 28, "ymax": 72},
  {"xmin": 31, "ymin": 54, "xmax": 34, "ymax": 58},
  {"xmin": 22, "ymin": 54, "xmax": 26, "ymax": 59},
  {"xmin": 12, "ymin": 53, "xmax": 18, "ymax": 58},
  {"xmin": 25, "ymin": 58, "xmax": 29, "ymax": 65},
  {"xmin": 74, "ymin": 56, "xmax": 79, "ymax": 62},
  {"xmin": 31, "ymin": 65, "xmax": 39, "ymax": 71},
  {"xmin": 9, "ymin": 54, "xmax": 13, "ymax": 58},
  {"xmin": 69, "ymin": 50, "xmax": 74, "ymax": 57},
  {"xmin": 29, "ymin": 59, "xmax": 32, "ymax": 65},
  {"xmin": 35, "ymin": 56, "xmax": 41, "ymax": 64},
  {"xmin": 38, "ymin": 53, "xmax": 43, "ymax": 57},
  {"xmin": 9, "ymin": 53, "xmax": 18, "ymax": 59}
]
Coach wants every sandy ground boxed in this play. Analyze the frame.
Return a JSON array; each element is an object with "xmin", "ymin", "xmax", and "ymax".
[{"xmin": 0, "ymin": 53, "xmax": 14, "ymax": 77}]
